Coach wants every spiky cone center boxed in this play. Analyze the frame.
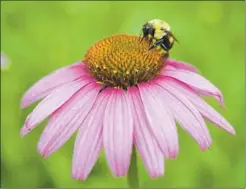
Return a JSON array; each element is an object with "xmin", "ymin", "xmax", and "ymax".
[{"xmin": 84, "ymin": 34, "xmax": 167, "ymax": 89}]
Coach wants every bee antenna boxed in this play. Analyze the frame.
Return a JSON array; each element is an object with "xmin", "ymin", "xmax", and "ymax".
[
  {"xmin": 167, "ymin": 31, "xmax": 179, "ymax": 44},
  {"xmin": 174, "ymin": 37, "xmax": 180, "ymax": 44}
]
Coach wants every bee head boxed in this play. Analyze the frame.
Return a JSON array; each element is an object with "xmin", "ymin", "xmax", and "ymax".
[
  {"xmin": 141, "ymin": 19, "xmax": 179, "ymax": 52},
  {"xmin": 142, "ymin": 23, "xmax": 155, "ymax": 38}
]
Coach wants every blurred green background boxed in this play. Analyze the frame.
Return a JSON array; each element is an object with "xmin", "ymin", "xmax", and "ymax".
[{"xmin": 1, "ymin": 1, "xmax": 244, "ymax": 188}]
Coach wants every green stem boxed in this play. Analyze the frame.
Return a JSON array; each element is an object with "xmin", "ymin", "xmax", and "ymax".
[{"xmin": 127, "ymin": 147, "xmax": 139, "ymax": 188}]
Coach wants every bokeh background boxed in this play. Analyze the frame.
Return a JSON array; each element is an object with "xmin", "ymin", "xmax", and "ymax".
[{"xmin": 1, "ymin": 1, "xmax": 245, "ymax": 188}]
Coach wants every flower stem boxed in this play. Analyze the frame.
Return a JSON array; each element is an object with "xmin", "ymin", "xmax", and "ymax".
[{"xmin": 127, "ymin": 146, "xmax": 139, "ymax": 188}]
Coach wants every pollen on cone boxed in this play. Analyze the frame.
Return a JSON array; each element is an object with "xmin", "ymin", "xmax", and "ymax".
[{"xmin": 84, "ymin": 34, "xmax": 167, "ymax": 89}]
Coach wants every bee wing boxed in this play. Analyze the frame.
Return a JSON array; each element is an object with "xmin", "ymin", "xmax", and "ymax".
[{"xmin": 171, "ymin": 33, "xmax": 180, "ymax": 44}]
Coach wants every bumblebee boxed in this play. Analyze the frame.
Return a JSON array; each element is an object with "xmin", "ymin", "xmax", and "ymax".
[{"xmin": 141, "ymin": 19, "xmax": 178, "ymax": 52}]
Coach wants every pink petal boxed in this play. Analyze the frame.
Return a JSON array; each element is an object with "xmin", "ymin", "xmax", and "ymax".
[
  {"xmin": 162, "ymin": 69, "xmax": 224, "ymax": 106},
  {"xmin": 155, "ymin": 78, "xmax": 212, "ymax": 151},
  {"xmin": 21, "ymin": 61, "xmax": 89, "ymax": 108},
  {"xmin": 166, "ymin": 78, "xmax": 235, "ymax": 135},
  {"xmin": 128, "ymin": 87, "xmax": 164, "ymax": 178},
  {"xmin": 103, "ymin": 88, "xmax": 133, "ymax": 177},
  {"xmin": 165, "ymin": 59, "xmax": 199, "ymax": 73},
  {"xmin": 20, "ymin": 78, "xmax": 90, "ymax": 136},
  {"xmin": 37, "ymin": 82, "xmax": 101, "ymax": 158},
  {"xmin": 72, "ymin": 90, "xmax": 109, "ymax": 181},
  {"xmin": 138, "ymin": 82, "xmax": 179, "ymax": 159}
]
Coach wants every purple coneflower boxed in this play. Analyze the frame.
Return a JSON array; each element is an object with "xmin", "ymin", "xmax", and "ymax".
[{"xmin": 21, "ymin": 34, "xmax": 235, "ymax": 181}]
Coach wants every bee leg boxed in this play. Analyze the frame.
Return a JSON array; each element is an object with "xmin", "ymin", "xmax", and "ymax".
[
  {"xmin": 149, "ymin": 39, "xmax": 152, "ymax": 46},
  {"xmin": 163, "ymin": 51, "xmax": 169, "ymax": 59},
  {"xmin": 148, "ymin": 38, "xmax": 164, "ymax": 50},
  {"xmin": 160, "ymin": 43, "xmax": 168, "ymax": 51},
  {"xmin": 139, "ymin": 32, "xmax": 143, "ymax": 41},
  {"xmin": 140, "ymin": 34, "xmax": 148, "ymax": 42},
  {"xmin": 148, "ymin": 44, "xmax": 156, "ymax": 50}
]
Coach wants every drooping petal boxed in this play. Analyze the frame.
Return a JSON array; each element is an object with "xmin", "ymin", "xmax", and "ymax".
[
  {"xmin": 138, "ymin": 82, "xmax": 179, "ymax": 159},
  {"xmin": 162, "ymin": 69, "xmax": 224, "ymax": 105},
  {"xmin": 165, "ymin": 59, "xmax": 199, "ymax": 73},
  {"xmin": 155, "ymin": 78, "xmax": 212, "ymax": 151},
  {"xmin": 103, "ymin": 88, "xmax": 133, "ymax": 177},
  {"xmin": 37, "ymin": 82, "xmax": 101, "ymax": 158},
  {"xmin": 128, "ymin": 86, "xmax": 164, "ymax": 178},
  {"xmin": 21, "ymin": 62, "xmax": 90, "ymax": 108},
  {"xmin": 72, "ymin": 90, "xmax": 109, "ymax": 180},
  {"xmin": 20, "ymin": 78, "xmax": 90, "ymax": 136},
  {"xmin": 166, "ymin": 78, "xmax": 235, "ymax": 135}
]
